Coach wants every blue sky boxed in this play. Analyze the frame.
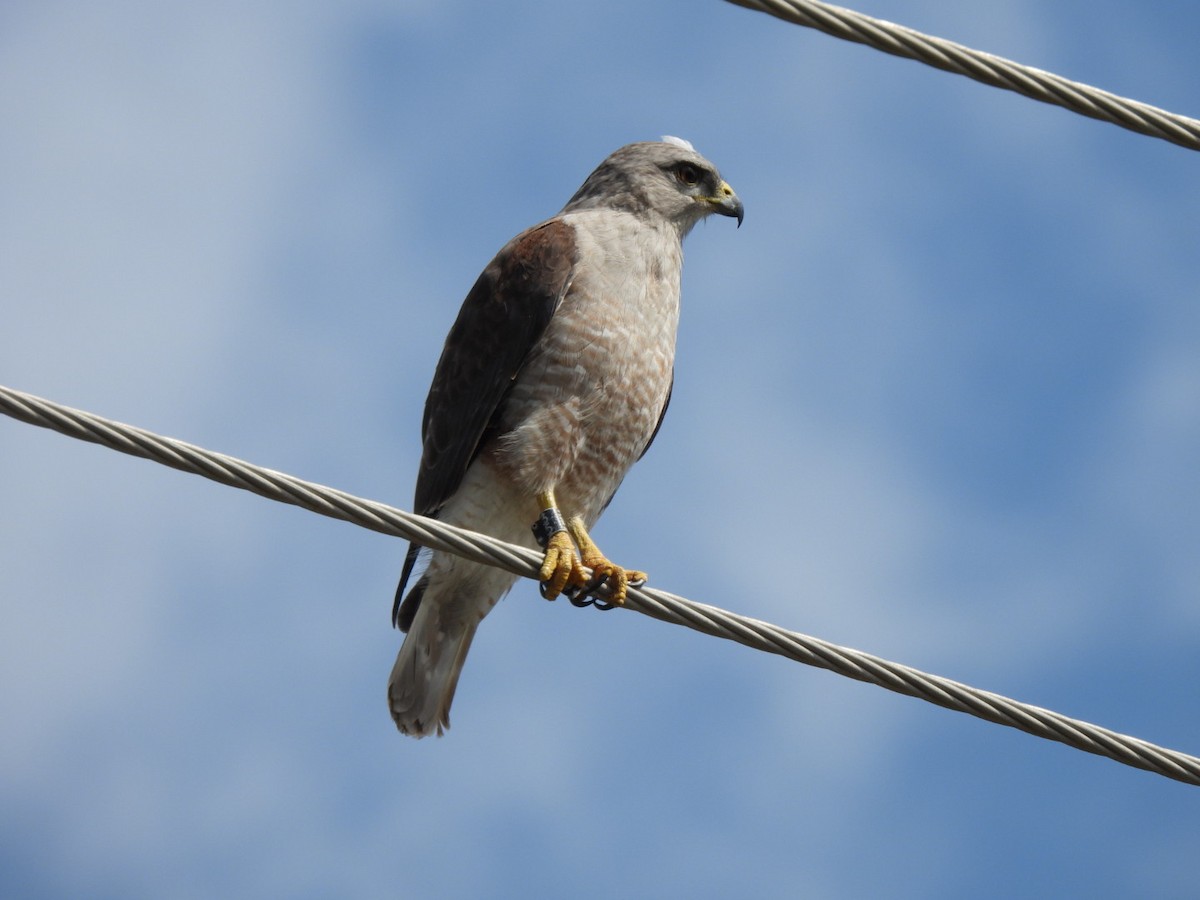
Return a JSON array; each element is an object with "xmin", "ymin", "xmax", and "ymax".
[{"xmin": 2, "ymin": 2, "xmax": 1199, "ymax": 897}]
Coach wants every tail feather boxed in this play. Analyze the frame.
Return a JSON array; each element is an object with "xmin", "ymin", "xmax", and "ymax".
[{"xmin": 387, "ymin": 590, "xmax": 480, "ymax": 738}]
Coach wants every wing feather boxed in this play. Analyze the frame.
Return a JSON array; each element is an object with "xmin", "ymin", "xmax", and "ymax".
[
  {"xmin": 393, "ymin": 218, "xmax": 577, "ymax": 625},
  {"xmin": 638, "ymin": 374, "xmax": 672, "ymax": 462}
]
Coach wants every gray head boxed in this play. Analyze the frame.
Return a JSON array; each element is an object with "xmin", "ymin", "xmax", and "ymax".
[{"xmin": 563, "ymin": 137, "xmax": 743, "ymax": 236}]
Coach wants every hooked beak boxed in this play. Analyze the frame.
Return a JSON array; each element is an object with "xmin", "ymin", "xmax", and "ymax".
[{"xmin": 711, "ymin": 180, "xmax": 744, "ymax": 227}]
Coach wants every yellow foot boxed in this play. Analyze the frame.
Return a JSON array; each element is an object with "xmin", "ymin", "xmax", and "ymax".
[
  {"xmin": 531, "ymin": 495, "xmax": 646, "ymax": 607},
  {"xmin": 578, "ymin": 554, "xmax": 647, "ymax": 606},
  {"xmin": 538, "ymin": 530, "xmax": 586, "ymax": 600}
]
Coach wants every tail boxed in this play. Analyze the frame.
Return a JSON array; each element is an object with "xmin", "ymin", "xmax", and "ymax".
[{"xmin": 387, "ymin": 586, "xmax": 481, "ymax": 738}]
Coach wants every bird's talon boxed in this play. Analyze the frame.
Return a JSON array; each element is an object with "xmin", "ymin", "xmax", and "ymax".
[
  {"xmin": 581, "ymin": 569, "xmax": 611, "ymax": 596},
  {"xmin": 537, "ymin": 529, "xmax": 582, "ymax": 601},
  {"xmin": 568, "ymin": 592, "xmax": 618, "ymax": 611}
]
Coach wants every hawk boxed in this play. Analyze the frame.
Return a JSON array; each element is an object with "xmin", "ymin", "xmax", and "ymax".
[{"xmin": 389, "ymin": 138, "xmax": 743, "ymax": 737}]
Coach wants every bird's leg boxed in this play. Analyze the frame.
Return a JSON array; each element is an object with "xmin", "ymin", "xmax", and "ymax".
[
  {"xmin": 567, "ymin": 515, "xmax": 646, "ymax": 607},
  {"xmin": 533, "ymin": 490, "xmax": 585, "ymax": 600},
  {"xmin": 532, "ymin": 491, "xmax": 646, "ymax": 605}
]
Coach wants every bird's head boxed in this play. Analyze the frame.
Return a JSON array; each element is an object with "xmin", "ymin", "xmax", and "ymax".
[{"xmin": 565, "ymin": 137, "xmax": 743, "ymax": 236}]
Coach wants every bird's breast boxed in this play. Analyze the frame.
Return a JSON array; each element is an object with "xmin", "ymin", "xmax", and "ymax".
[{"xmin": 488, "ymin": 216, "xmax": 682, "ymax": 520}]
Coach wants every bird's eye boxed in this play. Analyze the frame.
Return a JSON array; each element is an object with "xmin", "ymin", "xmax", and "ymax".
[{"xmin": 675, "ymin": 164, "xmax": 701, "ymax": 186}]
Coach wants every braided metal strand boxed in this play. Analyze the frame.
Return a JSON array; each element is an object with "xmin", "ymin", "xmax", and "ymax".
[
  {"xmin": 724, "ymin": 0, "xmax": 1200, "ymax": 151},
  {"xmin": 3, "ymin": 382, "xmax": 1198, "ymax": 785}
]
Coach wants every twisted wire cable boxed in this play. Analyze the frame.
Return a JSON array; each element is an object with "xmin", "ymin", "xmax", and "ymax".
[
  {"xmin": 725, "ymin": 0, "xmax": 1200, "ymax": 152},
  {"xmin": 3, "ymin": 382, "xmax": 1198, "ymax": 785}
]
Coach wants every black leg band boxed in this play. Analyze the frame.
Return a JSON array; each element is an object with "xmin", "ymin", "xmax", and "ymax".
[{"xmin": 531, "ymin": 507, "xmax": 568, "ymax": 548}]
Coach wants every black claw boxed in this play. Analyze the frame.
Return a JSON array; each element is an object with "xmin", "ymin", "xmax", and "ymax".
[
  {"xmin": 581, "ymin": 569, "xmax": 610, "ymax": 596},
  {"xmin": 566, "ymin": 571, "xmax": 619, "ymax": 611},
  {"xmin": 539, "ymin": 581, "xmax": 556, "ymax": 600},
  {"xmin": 568, "ymin": 592, "xmax": 617, "ymax": 611}
]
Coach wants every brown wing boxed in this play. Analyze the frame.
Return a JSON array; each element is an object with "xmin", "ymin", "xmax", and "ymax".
[
  {"xmin": 639, "ymin": 375, "xmax": 672, "ymax": 462},
  {"xmin": 394, "ymin": 219, "xmax": 578, "ymax": 627}
]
